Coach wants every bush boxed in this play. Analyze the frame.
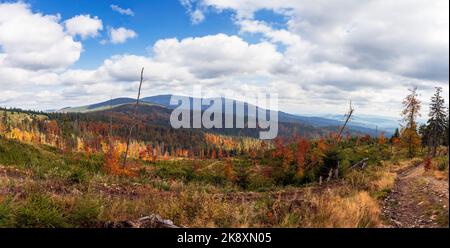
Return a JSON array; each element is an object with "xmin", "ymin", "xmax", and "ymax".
[
  {"xmin": 234, "ymin": 164, "xmax": 250, "ymax": 190},
  {"xmin": 15, "ymin": 194, "xmax": 68, "ymax": 228},
  {"xmin": 69, "ymin": 196, "xmax": 103, "ymax": 227},
  {"xmin": 436, "ymin": 157, "xmax": 449, "ymax": 171},
  {"xmin": 0, "ymin": 197, "xmax": 15, "ymax": 227},
  {"xmin": 248, "ymin": 174, "xmax": 274, "ymax": 192},
  {"xmin": 319, "ymin": 148, "xmax": 340, "ymax": 178},
  {"xmin": 68, "ymin": 168, "xmax": 87, "ymax": 184}
]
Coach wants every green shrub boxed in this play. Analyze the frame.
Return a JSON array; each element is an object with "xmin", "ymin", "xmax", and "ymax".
[
  {"xmin": 68, "ymin": 168, "xmax": 87, "ymax": 184},
  {"xmin": 15, "ymin": 194, "xmax": 68, "ymax": 228},
  {"xmin": 437, "ymin": 157, "xmax": 449, "ymax": 171},
  {"xmin": 0, "ymin": 197, "xmax": 15, "ymax": 227},
  {"xmin": 248, "ymin": 174, "xmax": 274, "ymax": 192},
  {"xmin": 69, "ymin": 196, "xmax": 103, "ymax": 227}
]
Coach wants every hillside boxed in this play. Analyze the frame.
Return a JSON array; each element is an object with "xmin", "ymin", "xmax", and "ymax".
[
  {"xmin": 1, "ymin": 121, "xmax": 448, "ymax": 228},
  {"xmin": 0, "ymin": 89, "xmax": 448, "ymax": 228},
  {"xmin": 58, "ymin": 95, "xmax": 386, "ymax": 136}
]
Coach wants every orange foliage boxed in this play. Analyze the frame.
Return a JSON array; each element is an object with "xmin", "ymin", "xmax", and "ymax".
[
  {"xmin": 273, "ymin": 137, "xmax": 284, "ymax": 158},
  {"xmin": 103, "ymin": 146, "xmax": 135, "ymax": 177},
  {"xmin": 378, "ymin": 132, "xmax": 386, "ymax": 145},
  {"xmin": 391, "ymin": 137, "xmax": 400, "ymax": 147},
  {"xmin": 296, "ymin": 138, "xmax": 310, "ymax": 177},
  {"xmin": 224, "ymin": 159, "xmax": 235, "ymax": 180},
  {"xmin": 282, "ymin": 147, "xmax": 294, "ymax": 170}
]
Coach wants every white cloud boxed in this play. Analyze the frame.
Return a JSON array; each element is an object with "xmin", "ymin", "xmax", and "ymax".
[
  {"xmin": 152, "ymin": 34, "xmax": 283, "ymax": 78},
  {"xmin": 190, "ymin": 9, "xmax": 205, "ymax": 24},
  {"xmin": 0, "ymin": 2, "xmax": 82, "ymax": 70},
  {"xmin": 108, "ymin": 27, "xmax": 137, "ymax": 44},
  {"xmin": 110, "ymin": 4, "xmax": 134, "ymax": 16},
  {"xmin": 174, "ymin": 0, "xmax": 449, "ymax": 116},
  {"xmin": 0, "ymin": 1, "xmax": 448, "ymax": 117},
  {"xmin": 180, "ymin": 0, "xmax": 205, "ymax": 24},
  {"xmin": 65, "ymin": 14, "xmax": 103, "ymax": 39},
  {"xmin": 196, "ymin": 0, "xmax": 449, "ymax": 81}
]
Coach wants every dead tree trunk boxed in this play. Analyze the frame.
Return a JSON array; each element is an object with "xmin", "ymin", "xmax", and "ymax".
[
  {"xmin": 122, "ymin": 67, "xmax": 145, "ymax": 168},
  {"xmin": 336, "ymin": 100, "xmax": 354, "ymax": 142},
  {"xmin": 333, "ymin": 161, "xmax": 339, "ymax": 179}
]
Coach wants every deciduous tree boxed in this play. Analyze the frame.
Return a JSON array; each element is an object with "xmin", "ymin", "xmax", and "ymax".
[{"xmin": 400, "ymin": 87, "xmax": 422, "ymax": 158}]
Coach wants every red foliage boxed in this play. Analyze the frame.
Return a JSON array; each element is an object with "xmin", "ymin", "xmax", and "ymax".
[
  {"xmin": 296, "ymin": 138, "xmax": 310, "ymax": 177},
  {"xmin": 424, "ymin": 156, "xmax": 433, "ymax": 171}
]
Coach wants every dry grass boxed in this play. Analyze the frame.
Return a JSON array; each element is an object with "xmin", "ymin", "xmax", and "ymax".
[
  {"xmin": 1, "ymin": 171, "xmax": 383, "ymax": 228},
  {"xmin": 305, "ymin": 190, "xmax": 380, "ymax": 228},
  {"xmin": 368, "ymin": 171, "xmax": 396, "ymax": 193},
  {"xmin": 424, "ymin": 156, "xmax": 449, "ymax": 181}
]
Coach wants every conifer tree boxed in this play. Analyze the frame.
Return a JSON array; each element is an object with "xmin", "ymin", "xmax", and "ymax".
[{"xmin": 427, "ymin": 87, "xmax": 447, "ymax": 157}]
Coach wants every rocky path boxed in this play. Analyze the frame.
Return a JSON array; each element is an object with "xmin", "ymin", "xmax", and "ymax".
[{"xmin": 382, "ymin": 163, "xmax": 449, "ymax": 228}]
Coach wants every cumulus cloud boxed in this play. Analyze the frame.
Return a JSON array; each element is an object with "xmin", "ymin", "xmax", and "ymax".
[
  {"xmin": 0, "ymin": 2, "xmax": 82, "ymax": 70},
  {"xmin": 110, "ymin": 4, "xmax": 134, "ymax": 16},
  {"xmin": 65, "ymin": 14, "xmax": 103, "ymax": 39},
  {"xmin": 0, "ymin": 2, "xmax": 83, "ymax": 110},
  {"xmin": 152, "ymin": 34, "xmax": 283, "ymax": 78},
  {"xmin": 175, "ymin": 0, "xmax": 449, "ymax": 116},
  {"xmin": 0, "ymin": 1, "xmax": 448, "ymax": 117},
  {"xmin": 34, "ymin": 33, "xmax": 284, "ymax": 109},
  {"xmin": 180, "ymin": 0, "xmax": 205, "ymax": 24},
  {"xmin": 194, "ymin": 0, "xmax": 449, "ymax": 82},
  {"xmin": 61, "ymin": 34, "xmax": 282, "ymax": 86},
  {"xmin": 108, "ymin": 27, "xmax": 137, "ymax": 44}
]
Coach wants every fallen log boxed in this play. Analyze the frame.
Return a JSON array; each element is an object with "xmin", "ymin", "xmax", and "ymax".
[{"xmin": 105, "ymin": 214, "xmax": 179, "ymax": 228}]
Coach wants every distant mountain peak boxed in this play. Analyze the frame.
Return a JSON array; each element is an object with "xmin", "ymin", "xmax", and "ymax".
[{"xmin": 58, "ymin": 94, "xmax": 393, "ymax": 136}]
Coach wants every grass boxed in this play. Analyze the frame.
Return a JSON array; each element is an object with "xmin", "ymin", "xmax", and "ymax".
[
  {"xmin": 0, "ymin": 138, "xmax": 103, "ymax": 183},
  {"xmin": 424, "ymin": 155, "xmax": 449, "ymax": 181},
  {"xmin": 0, "ymin": 136, "xmax": 446, "ymax": 228}
]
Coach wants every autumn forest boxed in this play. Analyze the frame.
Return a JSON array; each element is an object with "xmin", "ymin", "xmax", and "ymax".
[{"xmin": 0, "ymin": 86, "xmax": 448, "ymax": 228}]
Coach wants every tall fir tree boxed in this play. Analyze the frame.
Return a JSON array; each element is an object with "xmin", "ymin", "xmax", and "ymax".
[
  {"xmin": 445, "ymin": 107, "xmax": 449, "ymax": 148},
  {"xmin": 427, "ymin": 87, "xmax": 447, "ymax": 157},
  {"xmin": 390, "ymin": 128, "xmax": 400, "ymax": 141},
  {"xmin": 418, "ymin": 124, "xmax": 430, "ymax": 147}
]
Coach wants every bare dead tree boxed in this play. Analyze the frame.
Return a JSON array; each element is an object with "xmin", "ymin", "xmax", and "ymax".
[
  {"xmin": 122, "ymin": 67, "xmax": 145, "ymax": 168},
  {"xmin": 336, "ymin": 100, "xmax": 354, "ymax": 142},
  {"xmin": 108, "ymin": 96, "xmax": 113, "ymax": 157}
]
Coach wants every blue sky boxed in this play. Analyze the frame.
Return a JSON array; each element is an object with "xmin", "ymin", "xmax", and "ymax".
[
  {"xmin": 28, "ymin": 0, "xmax": 238, "ymax": 68},
  {"xmin": 0, "ymin": 0, "xmax": 448, "ymax": 117}
]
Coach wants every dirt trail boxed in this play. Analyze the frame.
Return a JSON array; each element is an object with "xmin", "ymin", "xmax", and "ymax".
[{"xmin": 382, "ymin": 163, "xmax": 449, "ymax": 227}]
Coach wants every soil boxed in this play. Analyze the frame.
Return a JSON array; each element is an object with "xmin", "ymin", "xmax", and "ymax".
[{"xmin": 382, "ymin": 162, "xmax": 449, "ymax": 228}]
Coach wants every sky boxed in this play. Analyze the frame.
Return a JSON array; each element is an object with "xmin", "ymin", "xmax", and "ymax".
[{"xmin": 0, "ymin": 0, "xmax": 448, "ymax": 117}]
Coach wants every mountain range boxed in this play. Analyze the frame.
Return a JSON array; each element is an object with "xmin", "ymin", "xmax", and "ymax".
[{"xmin": 58, "ymin": 94, "xmax": 399, "ymax": 136}]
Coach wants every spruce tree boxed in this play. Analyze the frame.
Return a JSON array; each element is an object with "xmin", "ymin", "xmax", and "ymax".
[
  {"xmin": 445, "ymin": 107, "xmax": 449, "ymax": 148},
  {"xmin": 427, "ymin": 87, "xmax": 447, "ymax": 157}
]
